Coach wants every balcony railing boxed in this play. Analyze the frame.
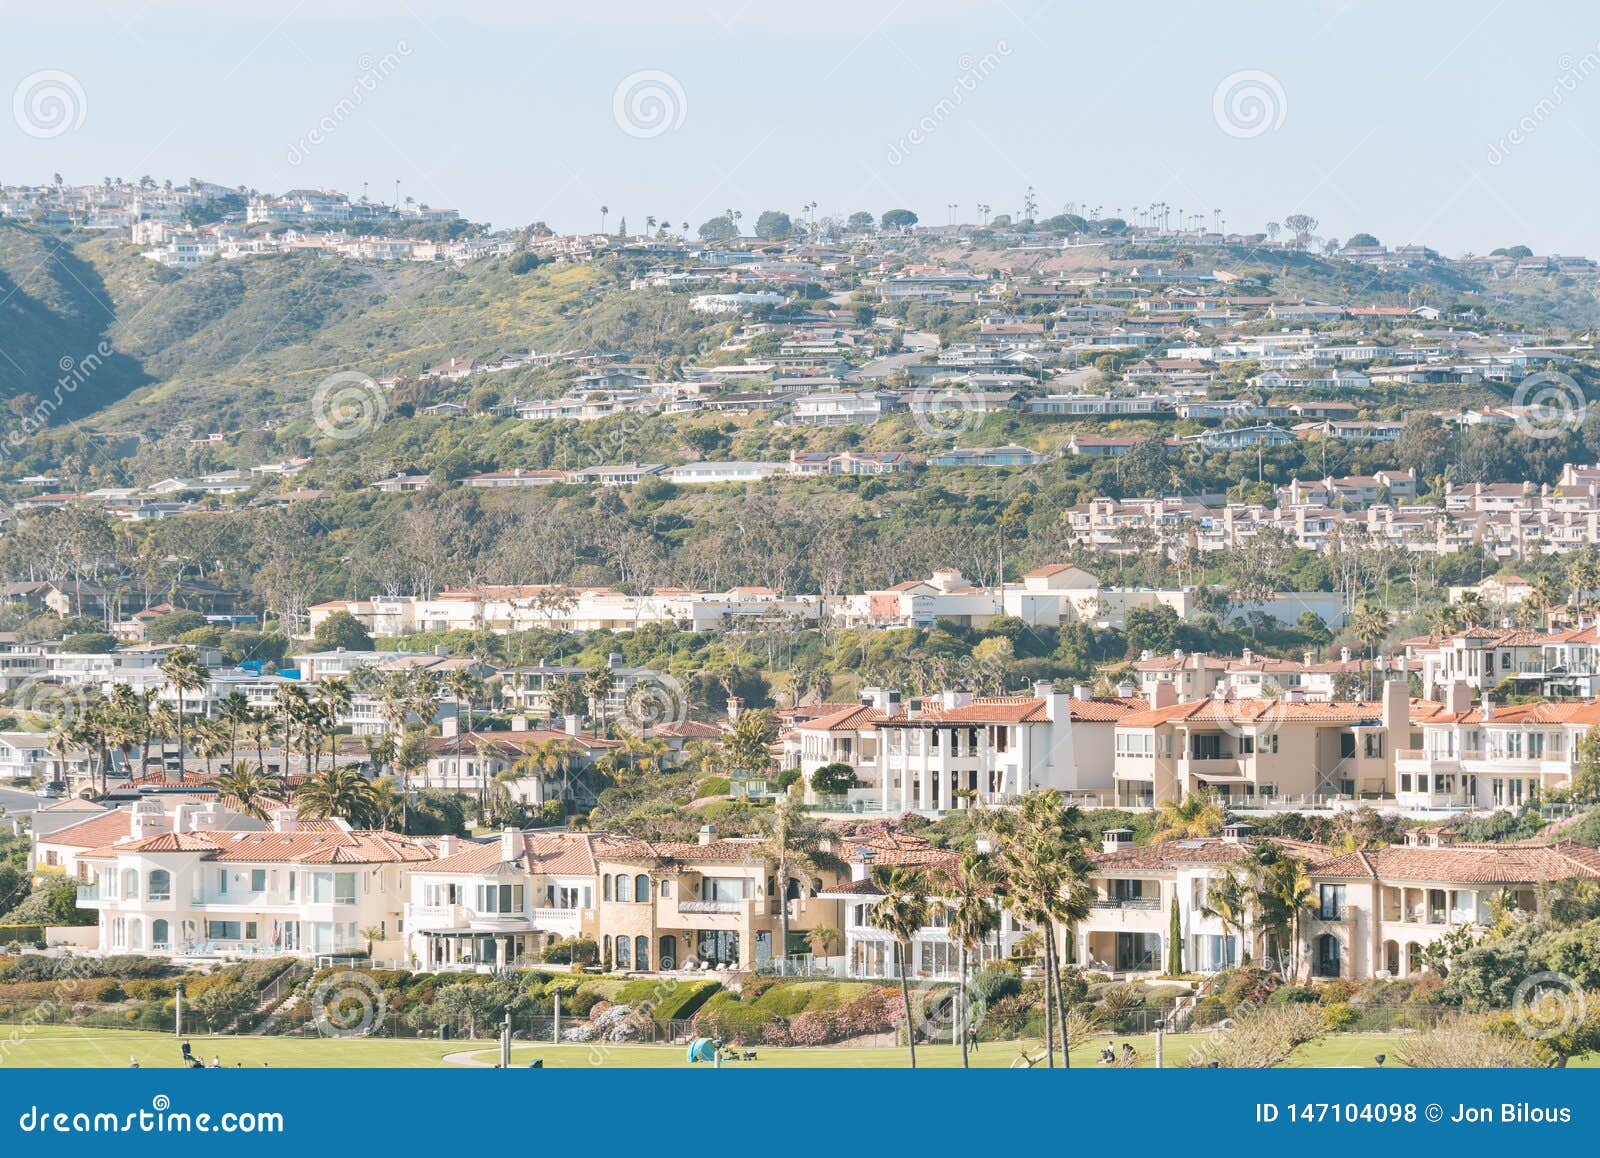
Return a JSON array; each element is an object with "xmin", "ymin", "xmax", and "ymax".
[
  {"xmin": 1094, "ymin": 898, "xmax": 1161, "ymax": 911},
  {"xmin": 678, "ymin": 900, "xmax": 742, "ymax": 914},
  {"xmin": 76, "ymin": 883, "xmax": 100, "ymax": 902}
]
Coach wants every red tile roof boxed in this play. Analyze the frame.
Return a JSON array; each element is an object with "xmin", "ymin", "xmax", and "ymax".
[{"xmin": 1312, "ymin": 841, "xmax": 1600, "ymax": 884}]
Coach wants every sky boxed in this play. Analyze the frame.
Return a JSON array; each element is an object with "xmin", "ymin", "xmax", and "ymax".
[{"xmin": 5, "ymin": 0, "xmax": 1600, "ymax": 255}]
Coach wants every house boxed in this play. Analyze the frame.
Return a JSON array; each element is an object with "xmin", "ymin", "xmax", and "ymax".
[
  {"xmin": 789, "ymin": 391, "xmax": 900, "ymax": 426},
  {"xmin": 928, "ymin": 445, "xmax": 1050, "ymax": 468},
  {"xmin": 74, "ymin": 807, "xmax": 435, "ymax": 963},
  {"xmin": 593, "ymin": 824, "xmax": 843, "ymax": 971},
  {"xmin": 666, "ymin": 461, "xmax": 787, "ymax": 485},
  {"xmin": 403, "ymin": 829, "xmax": 611, "ymax": 970},
  {"xmin": 1111, "ymin": 681, "xmax": 1413, "ymax": 807}
]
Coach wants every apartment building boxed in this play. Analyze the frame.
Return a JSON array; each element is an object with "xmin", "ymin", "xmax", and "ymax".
[
  {"xmin": 74, "ymin": 806, "xmax": 434, "ymax": 963},
  {"xmin": 403, "ymin": 829, "xmax": 608, "ymax": 970}
]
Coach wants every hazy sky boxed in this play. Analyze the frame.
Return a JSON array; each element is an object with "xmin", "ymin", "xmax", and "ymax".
[{"xmin": 6, "ymin": 1, "xmax": 1600, "ymax": 255}]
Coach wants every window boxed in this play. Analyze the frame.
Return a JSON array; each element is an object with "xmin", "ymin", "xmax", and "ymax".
[
  {"xmin": 1318, "ymin": 884, "xmax": 1345, "ymax": 920},
  {"xmin": 635, "ymin": 935, "xmax": 650, "ymax": 970},
  {"xmin": 477, "ymin": 884, "xmax": 524, "ymax": 914},
  {"xmin": 207, "ymin": 920, "xmax": 243, "ymax": 940},
  {"xmin": 147, "ymin": 869, "xmax": 171, "ymax": 901},
  {"xmin": 214, "ymin": 868, "xmax": 228, "ymax": 896},
  {"xmin": 1339, "ymin": 734, "xmax": 1356, "ymax": 759},
  {"xmin": 634, "ymin": 874, "xmax": 650, "ymax": 903},
  {"xmin": 660, "ymin": 880, "xmax": 671, "ymax": 898},
  {"xmin": 614, "ymin": 936, "xmax": 631, "ymax": 969},
  {"xmin": 603, "ymin": 875, "xmax": 612, "ymax": 901},
  {"xmin": 251, "ymin": 869, "xmax": 267, "ymax": 892}
]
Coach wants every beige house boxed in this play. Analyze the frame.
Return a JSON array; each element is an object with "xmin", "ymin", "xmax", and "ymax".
[
  {"xmin": 1306, "ymin": 836, "xmax": 1600, "ymax": 981},
  {"xmin": 1111, "ymin": 681, "xmax": 1414, "ymax": 806},
  {"xmin": 594, "ymin": 826, "xmax": 842, "ymax": 972}
]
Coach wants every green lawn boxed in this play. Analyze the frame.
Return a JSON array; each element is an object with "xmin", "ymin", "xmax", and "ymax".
[{"xmin": 4, "ymin": 1025, "xmax": 1594, "ymax": 1069}]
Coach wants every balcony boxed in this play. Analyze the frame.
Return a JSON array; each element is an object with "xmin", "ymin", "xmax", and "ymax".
[
  {"xmin": 1093, "ymin": 898, "xmax": 1161, "ymax": 911},
  {"xmin": 76, "ymin": 882, "xmax": 101, "ymax": 903},
  {"xmin": 678, "ymin": 900, "xmax": 743, "ymax": 915}
]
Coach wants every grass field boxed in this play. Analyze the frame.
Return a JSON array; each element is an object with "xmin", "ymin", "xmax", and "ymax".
[{"xmin": 4, "ymin": 1025, "xmax": 1594, "ymax": 1069}]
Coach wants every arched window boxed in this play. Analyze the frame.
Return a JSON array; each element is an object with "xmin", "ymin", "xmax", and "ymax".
[
  {"xmin": 634, "ymin": 874, "xmax": 650, "ymax": 903},
  {"xmin": 121, "ymin": 868, "xmax": 138, "ymax": 898},
  {"xmin": 635, "ymin": 935, "xmax": 649, "ymax": 971},
  {"xmin": 659, "ymin": 935, "xmax": 676, "ymax": 970},
  {"xmin": 147, "ymin": 869, "xmax": 171, "ymax": 901},
  {"xmin": 127, "ymin": 919, "xmax": 144, "ymax": 951},
  {"xmin": 602, "ymin": 875, "xmax": 612, "ymax": 901},
  {"xmin": 615, "ymin": 936, "xmax": 631, "ymax": 969},
  {"xmin": 152, "ymin": 919, "xmax": 170, "ymax": 948}
]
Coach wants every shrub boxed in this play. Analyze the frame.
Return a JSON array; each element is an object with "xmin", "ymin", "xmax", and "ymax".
[
  {"xmin": 1321, "ymin": 1002, "xmax": 1359, "ymax": 1031},
  {"xmin": 541, "ymin": 937, "xmax": 597, "ymax": 965}
]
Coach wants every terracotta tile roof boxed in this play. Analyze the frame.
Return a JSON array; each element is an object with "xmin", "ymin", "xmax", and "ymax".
[
  {"xmin": 1312, "ymin": 841, "xmax": 1600, "ymax": 885},
  {"xmin": 819, "ymin": 877, "xmax": 889, "ymax": 898},
  {"xmin": 600, "ymin": 837, "xmax": 770, "ymax": 865},
  {"xmin": 80, "ymin": 827, "xmax": 435, "ymax": 864},
  {"xmin": 1426, "ymin": 700, "xmax": 1600, "ymax": 727},
  {"xmin": 421, "ymin": 831, "xmax": 619, "ymax": 876},
  {"xmin": 35, "ymin": 809, "xmax": 131, "ymax": 849},
  {"xmin": 1066, "ymin": 696, "xmax": 1147, "ymax": 722},
  {"xmin": 1092, "ymin": 836, "xmax": 1330, "ymax": 870},
  {"xmin": 1116, "ymin": 698, "xmax": 1393, "ymax": 728},
  {"xmin": 882, "ymin": 696, "xmax": 1049, "ymax": 725},
  {"xmin": 798, "ymin": 704, "xmax": 889, "ymax": 733},
  {"xmin": 835, "ymin": 823, "xmax": 961, "ymax": 871}
]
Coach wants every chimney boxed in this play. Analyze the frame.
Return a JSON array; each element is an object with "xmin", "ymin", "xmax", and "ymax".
[
  {"xmin": 1481, "ymin": 692, "xmax": 1495, "ymax": 721},
  {"xmin": 1446, "ymin": 680, "xmax": 1472, "ymax": 715},
  {"xmin": 1340, "ymin": 646, "xmax": 1352, "ymax": 663},
  {"xmin": 564, "ymin": 714, "xmax": 582, "ymax": 737},
  {"xmin": 500, "ymin": 827, "xmax": 520, "ymax": 863},
  {"xmin": 510, "ymin": 715, "xmax": 529, "ymax": 732},
  {"xmin": 269, "ymin": 807, "xmax": 298, "ymax": 833},
  {"xmin": 1073, "ymin": 684, "xmax": 1092, "ymax": 701},
  {"xmin": 1117, "ymin": 680, "xmax": 1136, "ymax": 699},
  {"xmin": 1222, "ymin": 821, "xmax": 1256, "ymax": 844},
  {"xmin": 726, "ymin": 696, "xmax": 743, "ymax": 723},
  {"xmin": 129, "ymin": 799, "xmax": 169, "ymax": 840},
  {"xmin": 1101, "ymin": 828, "xmax": 1134, "ymax": 856},
  {"xmin": 1381, "ymin": 678, "xmax": 1409, "ymax": 745},
  {"xmin": 698, "ymin": 823, "xmax": 717, "ymax": 847},
  {"xmin": 1303, "ymin": 651, "xmax": 1315, "ymax": 668},
  {"xmin": 851, "ymin": 847, "xmax": 876, "ymax": 881},
  {"xmin": 1151, "ymin": 680, "xmax": 1177, "ymax": 709},
  {"xmin": 441, "ymin": 715, "xmax": 458, "ymax": 739},
  {"xmin": 437, "ymin": 835, "xmax": 456, "ymax": 859}
]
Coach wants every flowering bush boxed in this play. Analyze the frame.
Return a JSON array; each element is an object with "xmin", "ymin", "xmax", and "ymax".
[
  {"xmin": 788, "ymin": 1009, "xmax": 841, "ymax": 1045},
  {"xmin": 760, "ymin": 1017, "xmax": 794, "ymax": 1047}
]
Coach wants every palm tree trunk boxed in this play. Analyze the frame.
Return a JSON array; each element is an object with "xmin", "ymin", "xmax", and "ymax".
[
  {"xmin": 959, "ymin": 948, "xmax": 970, "ymax": 1068},
  {"xmin": 1042, "ymin": 927, "xmax": 1056, "ymax": 1067},
  {"xmin": 1053, "ymin": 929, "xmax": 1072, "ymax": 1069},
  {"xmin": 897, "ymin": 941, "xmax": 917, "ymax": 1069}
]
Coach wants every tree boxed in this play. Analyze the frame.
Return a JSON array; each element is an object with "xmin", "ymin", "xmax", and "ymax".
[
  {"xmin": 1573, "ymin": 726, "xmax": 1600, "ymax": 803},
  {"xmin": 869, "ymin": 866, "xmax": 931, "ymax": 1067},
  {"xmin": 880, "ymin": 209, "xmax": 918, "ymax": 231},
  {"xmin": 846, "ymin": 211, "xmax": 875, "ymax": 233},
  {"xmin": 943, "ymin": 851, "xmax": 1001, "ymax": 1067},
  {"xmin": 158, "ymin": 647, "xmax": 207, "ymax": 778},
  {"xmin": 1199, "ymin": 867, "xmax": 1249, "ymax": 964},
  {"xmin": 809, "ymin": 762, "xmax": 860, "ymax": 796},
  {"xmin": 1346, "ymin": 232, "xmax": 1380, "ymax": 248},
  {"xmin": 753, "ymin": 210, "xmax": 792, "ymax": 240},
  {"xmin": 296, "ymin": 767, "xmax": 384, "ymax": 826},
  {"xmin": 212, "ymin": 761, "xmax": 283, "ymax": 819},
  {"xmin": 1168, "ymin": 894, "xmax": 1184, "ymax": 975},
  {"xmin": 756, "ymin": 795, "xmax": 840, "ymax": 969},
  {"xmin": 724, "ymin": 708, "xmax": 778, "ymax": 773},
  {"xmin": 312, "ymin": 611, "xmax": 374, "ymax": 652},
  {"xmin": 697, "ymin": 214, "xmax": 738, "ymax": 241},
  {"xmin": 61, "ymin": 632, "xmax": 117, "ymax": 654},
  {"xmin": 1153, "ymin": 791, "xmax": 1224, "ymax": 839}
]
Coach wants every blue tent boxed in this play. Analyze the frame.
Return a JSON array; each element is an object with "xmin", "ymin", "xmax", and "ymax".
[{"xmin": 686, "ymin": 1038, "xmax": 717, "ymax": 1064}]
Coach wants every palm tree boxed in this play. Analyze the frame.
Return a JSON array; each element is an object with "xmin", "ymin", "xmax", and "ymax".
[
  {"xmin": 868, "ymin": 866, "xmax": 931, "ymax": 1068},
  {"xmin": 212, "ymin": 760, "xmax": 283, "ymax": 819},
  {"xmin": 1255, "ymin": 850, "xmax": 1315, "ymax": 979},
  {"xmin": 296, "ymin": 766, "xmax": 383, "ymax": 827},
  {"xmin": 192, "ymin": 719, "xmax": 229, "ymax": 779},
  {"xmin": 217, "ymin": 691, "xmax": 250, "ymax": 773},
  {"xmin": 1153, "ymin": 791, "xmax": 1224, "ymax": 839},
  {"xmin": 755, "ymin": 795, "xmax": 840, "ymax": 974},
  {"xmin": 443, "ymin": 669, "xmax": 481, "ymax": 796},
  {"xmin": 1199, "ymin": 866, "xmax": 1251, "ymax": 967},
  {"xmin": 580, "ymin": 666, "xmax": 613, "ymax": 726},
  {"xmin": 158, "ymin": 647, "xmax": 207, "ymax": 779},
  {"xmin": 724, "ymin": 709, "xmax": 777, "ymax": 775},
  {"xmin": 313, "ymin": 678, "xmax": 353, "ymax": 774},
  {"xmin": 943, "ymin": 850, "xmax": 1001, "ymax": 1067}
]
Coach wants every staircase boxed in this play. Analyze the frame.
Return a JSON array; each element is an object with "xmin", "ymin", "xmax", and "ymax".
[{"xmin": 238, "ymin": 960, "xmax": 309, "ymax": 1034}]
